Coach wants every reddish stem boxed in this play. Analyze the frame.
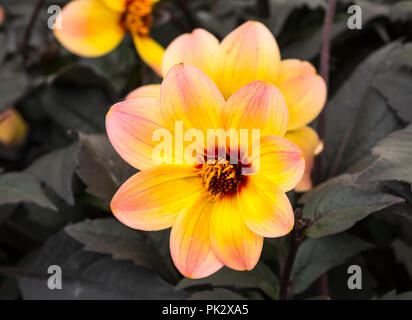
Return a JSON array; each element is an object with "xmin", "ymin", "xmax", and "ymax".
[
  {"xmin": 313, "ymin": 0, "xmax": 337, "ymax": 185},
  {"xmin": 20, "ymin": 0, "xmax": 45, "ymax": 62}
]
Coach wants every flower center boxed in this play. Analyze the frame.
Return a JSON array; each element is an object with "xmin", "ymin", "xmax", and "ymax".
[
  {"xmin": 123, "ymin": 0, "xmax": 153, "ymax": 37},
  {"xmin": 199, "ymin": 160, "xmax": 242, "ymax": 200}
]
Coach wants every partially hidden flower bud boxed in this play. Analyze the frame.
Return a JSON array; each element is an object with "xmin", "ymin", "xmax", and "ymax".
[{"xmin": 0, "ymin": 108, "xmax": 28, "ymax": 147}]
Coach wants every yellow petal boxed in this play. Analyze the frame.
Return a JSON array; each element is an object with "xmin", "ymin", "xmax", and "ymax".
[
  {"xmin": 215, "ymin": 21, "xmax": 281, "ymax": 99},
  {"xmin": 126, "ymin": 84, "xmax": 161, "ymax": 100},
  {"xmin": 210, "ymin": 195, "xmax": 263, "ymax": 271},
  {"xmin": 106, "ymin": 97, "xmax": 168, "ymax": 170},
  {"xmin": 0, "ymin": 109, "xmax": 28, "ymax": 146},
  {"xmin": 276, "ymin": 59, "xmax": 316, "ymax": 83},
  {"xmin": 238, "ymin": 175, "xmax": 294, "ymax": 238},
  {"xmin": 111, "ymin": 165, "xmax": 202, "ymax": 231},
  {"xmin": 275, "ymin": 59, "xmax": 327, "ymax": 130},
  {"xmin": 160, "ymin": 63, "xmax": 224, "ymax": 133},
  {"xmin": 219, "ymin": 81, "xmax": 288, "ymax": 138},
  {"xmin": 54, "ymin": 0, "xmax": 125, "ymax": 57},
  {"xmin": 285, "ymin": 126, "xmax": 322, "ymax": 192},
  {"xmin": 162, "ymin": 29, "xmax": 220, "ymax": 80},
  {"xmin": 101, "ymin": 0, "xmax": 128, "ymax": 12},
  {"xmin": 251, "ymin": 135, "xmax": 305, "ymax": 192},
  {"xmin": 133, "ymin": 35, "xmax": 164, "ymax": 76},
  {"xmin": 170, "ymin": 196, "xmax": 223, "ymax": 279}
]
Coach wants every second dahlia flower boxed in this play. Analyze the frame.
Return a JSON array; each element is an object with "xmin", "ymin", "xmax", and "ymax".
[
  {"xmin": 106, "ymin": 64, "xmax": 304, "ymax": 278},
  {"xmin": 128, "ymin": 21, "xmax": 327, "ymax": 191}
]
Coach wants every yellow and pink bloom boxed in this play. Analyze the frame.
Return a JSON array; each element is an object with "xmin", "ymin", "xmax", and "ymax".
[
  {"xmin": 53, "ymin": 0, "xmax": 164, "ymax": 74},
  {"xmin": 106, "ymin": 63, "xmax": 305, "ymax": 278},
  {"xmin": 128, "ymin": 21, "xmax": 327, "ymax": 191}
]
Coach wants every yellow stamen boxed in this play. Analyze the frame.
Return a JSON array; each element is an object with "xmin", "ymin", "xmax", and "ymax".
[
  {"xmin": 199, "ymin": 160, "xmax": 241, "ymax": 200},
  {"xmin": 123, "ymin": 0, "xmax": 153, "ymax": 37}
]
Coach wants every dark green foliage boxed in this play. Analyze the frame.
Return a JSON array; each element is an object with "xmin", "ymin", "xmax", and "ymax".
[{"xmin": 1, "ymin": 0, "xmax": 412, "ymax": 300}]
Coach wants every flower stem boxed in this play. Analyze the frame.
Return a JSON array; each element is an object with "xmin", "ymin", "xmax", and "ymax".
[
  {"xmin": 279, "ymin": 209, "xmax": 310, "ymax": 300},
  {"xmin": 279, "ymin": 231, "xmax": 300, "ymax": 300},
  {"xmin": 20, "ymin": 0, "xmax": 45, "ymax": 63},
  {"xmin": 312, "ymin": 0, "xmax": 337, "ymax": 298},
  {"xmin": 0, "ymin": 266, "xmax": 46, "ymax": 279},
  {"xmin": 313, "ymin": 0, "xmax": 337, "ymax": 185}
]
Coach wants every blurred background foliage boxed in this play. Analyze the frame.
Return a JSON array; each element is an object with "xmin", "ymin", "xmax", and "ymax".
[{"xmin": 1, "ymin": 0, "xmax": 412, "ymax": 300}]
